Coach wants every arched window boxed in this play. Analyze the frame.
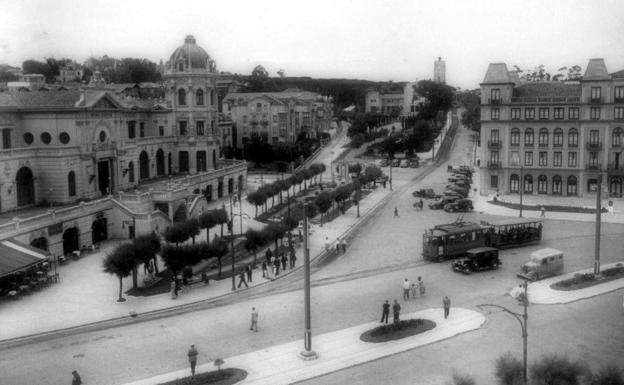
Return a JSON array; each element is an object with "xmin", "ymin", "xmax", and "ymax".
[
  {"xmin": 196, "ymin": 151, "xmax": 206, "ymax": 172},
  {"xmin": 539, "ymin": 128, "xmax": 549, "ymax": 146},
  {"xmin": 178, "ymin": 89, "xmax": 186, "ymax": 106},
  {"xmin": 567, "ymin": 175, "xmax": 577, "ymax": 195},
  {"xmin": 156, "ymin": 149, "xmax": 165, "ymax": 176},
  {"xmin": 524, "ymin": 128, "xmax": 534, "ymax": 146},
  {"xmin": 568, "ymin": 128, "xmax": 578, "ymax": 147},
  {"xmin": 228, "ymin": 178, "xmax": 234, "ymax": 194},
  {"xmin": 553, "ymin": 128, "xmax": 563, "ymax": 146},
  {"xmin": 128, "ymin": 161, "xmax": 135, "ymax": 183},
  {"xmin": 552, "ymin": 175, "xmax": 562, "ymax": 195},
  {"xmin": 68, "ymin": 171, "xmax": 76, "ymax": 197},
  {"xmin": 523, "ymin": 174, "xmax": 533, "ymax": 194},
  {"xmin": 178, "ymin": 62, "xmax": 184, "ymax": 72},
  {"xmin": 613, "ymin": 127, "xmax": 623, "ymax": 147},
  {"xmin": 196, "ymin": 89, "xmax": 204, "ymax": 105},
  {"xmin": 537, "ymin": 175, "xmax": 547, "ymax": 194},
  {"xmin": 510, "ymin": 128, "xmax": 520, "ymax": 146},
  {"xmin": 16, "ymin": 167, "xmax": 35, "ymax": 206},
  {"xmin": 139, "ymin": 151, "xmax": 149, "ymax": 180},
  {"xmin": 210, "ymin": 90, "xmax": 214, "ymax": 106},
  {"xmin": 510, "ymin": 174, "xmax": 519, "ymax": 193}
]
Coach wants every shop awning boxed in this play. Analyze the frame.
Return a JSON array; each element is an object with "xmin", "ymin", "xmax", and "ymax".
[{"xmin": 0, "ymin": 240, "xmax": 48, "ymax": 278}]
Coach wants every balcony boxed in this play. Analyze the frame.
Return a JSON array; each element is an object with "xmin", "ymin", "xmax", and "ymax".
[
  {"xmin": 488, "ymin": 98, "xmax": 501, "ymax": 105},
  {"xmin": 608, "ymin": 163, "xmax": 624, "ymax": 172},
  {"xmin": 586, "ymin": 142, "xmax": 602, "ymax": 150},
  {"xmin": 589, "ymin": 97, "xmax": 603, "ymax": 104},
  {"xmin": 538, "ymin": 143, "xmax": 549, "ymax": 148},
  {"xmin": 487, "ymin": 161, "xmax": 501, "ymax": 169},
  {"xmin": 615, "ymin": 97, "xmax": 624, "ymax": 104},
  {"xmin": 487, "ymin": 140, "xmax": 501, "ymax": 149},
  {"xmin": 586, "ymin": 163, "xmax": 601, "ymax": 170},
  {"xmin": 511, "ymin": 96, "xmax": 580, "ymax": 103}
]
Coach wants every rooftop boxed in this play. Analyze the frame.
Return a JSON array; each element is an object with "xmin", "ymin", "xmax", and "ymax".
[
  {"xmin": 512, "ymin": 82, "xmax": 581, "ymax": 98},
  {"xmin": 482, "ymin": 63, "xmax": 512, "ymax": 84}
]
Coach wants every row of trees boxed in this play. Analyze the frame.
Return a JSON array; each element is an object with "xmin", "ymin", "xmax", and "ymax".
[
  {"xmin": 240, "ymin": 133, "xmax": 319, "ymax": 168},
  {"xmin": 457, "ymin": 89, "xmax": 481, "ymax": 133}
]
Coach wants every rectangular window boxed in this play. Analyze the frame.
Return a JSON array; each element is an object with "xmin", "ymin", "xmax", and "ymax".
[
  {"xmin": 539, "ymin": 152, "xmax": 548, "ymax": 166},
  {"xmin": 553, "ymin": 152, "xmax": 562, "ymax": 167},
  {"xmin": 128, "ymin": 121, "xmax": 136, "ymax": 139},
  {"xmin": 525, "ymin": 108, "xmax": 535, "ymax": 120},
  {"xmin": 524, "ymin": 151, "xmax": 533, "ymax": 166},
  {"xmin": 179, "ymin": 121, "xmax": 188, "ymax": 136},
  {"xmin": 196, "ymin": 121, "xmax": 205, "ymax": 136},
  {"xmin": 491, "ymin": 89, "xmax": 500, "ymax": 103},
  {"xmin": 589, "ymin": 130, "xmax": 599, "ymax": 145},
  {"xmin": 510, "ymin": 151, "xmax": 520, "ymax": 166},
  {"xmin": 615, "ymin": 107, "xmax": 624, "ymax": 120},
  {"xmin": 511, "ymin": 108, "xmax": 521, "ymax": 120},
  {"xmin": 588, "ymin": 152, "xmax": 599, "ymax": 168},
  {"xmin": 490, "ymin": 150, "xmax": 499, "ymax": 164},
  {"xmin": 139, "ymin": 122, "xmax": 145, "ymax": 138},
  {"xmin": 553, "ymin": 108, "xmax": 564, "ymax": 120},
  {"xmin": 539, "ymin": 108, "xmax": 549, "ymax": 120},
  {"xmin": 615, "ymin": 86, "xmax": 624, "ymax": 103},
  {"xmin": 568, "ymin": 107, "xmax": 579, "ymax": 120},
  {"xmin": 2, "ymin": 128, "xmax": 10, "ymax": 149},
  {"xmin": 591, "ymin": 87, "xmax": 602, "ymax": 102},
  {"xmin": 159, "ymin": 126, "xmax": 164, "ymax": 136},
  {"xmin": 525, "ymin": 130, "xmax": 534, "ymax": 146},
  {"xmin": 490, "ymin": 129, "xmax": 499, "ymax": 143},
  {"xmin": 490, "ymin": 108, "xmax": 500, "ymax": 120},
  {"xmin": 591, "ymin": 107, "xmax": 601, "ymax": 120},
  {"xmin": 490, "ymin": 175, "xmax": 498, "ymax": 189},
  {"xmin": 568, "ymin": 152, "xmax": 577, "ymax": 167},
  {"xmin": 511, "ymin": 130, "xmax": 520, "ymax": 146},
  {"xmin": 539, "ymin": 130, "xmax": 548, "ymax": 146}
]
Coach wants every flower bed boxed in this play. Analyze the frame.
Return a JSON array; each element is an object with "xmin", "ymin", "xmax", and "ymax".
[
  {"xmin": 157, "ymin": 368, "xmax": 247, "ymax": 385},
  {"xmin": 551, "ymin": 264, "xmax": 624, "ymax": 291},
  {"xmin": 360, "ymin": 318, "xmax": 436, "ymax": 343}
]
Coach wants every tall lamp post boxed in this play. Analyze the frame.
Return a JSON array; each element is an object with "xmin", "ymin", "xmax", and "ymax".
[
  {"xmin": 229, "ymin": 195, "xmax": 236, "ymax": 291},
  {"xmin": 478, "ymin": 281, "xmax": 529, "ymax": 385},
  {"xmin": 519, "ymin": 166, "xmax": 524, "ymax": 218},
  {"xmin": 299, "ymin": 202, "xmax": 318, "ymax": 360},
  {"xmin": 594, "ymin": 173, "xmax": 602, "ymax": 274}
]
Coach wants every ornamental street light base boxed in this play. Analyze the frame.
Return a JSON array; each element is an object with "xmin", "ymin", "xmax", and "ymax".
[{"xmin": 299, "ymin": 350, "xmax": 319, "ymax": 361}]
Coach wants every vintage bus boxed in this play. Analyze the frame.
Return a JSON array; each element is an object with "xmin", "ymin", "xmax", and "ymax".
[{"xmin": 482, "ymin": 218, "xmax": 543, "ymax": 248}]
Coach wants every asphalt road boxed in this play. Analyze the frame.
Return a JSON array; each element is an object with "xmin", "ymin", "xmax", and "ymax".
[{"xmin": 2, "ymin": 118, "xmax": 623, "ymax": 385}]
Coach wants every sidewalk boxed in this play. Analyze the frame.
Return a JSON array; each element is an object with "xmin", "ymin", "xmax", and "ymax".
[{"xmin": 124, "ymin": 308, "xmax": 486, "ymax": 385}]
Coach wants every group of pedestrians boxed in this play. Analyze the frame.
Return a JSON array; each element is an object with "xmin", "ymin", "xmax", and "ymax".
[
  {"xmin": 402, "ymin": 277, "xmax": 426, "ymax": 300},
  {"xmin": 261, "ymin": 248, "xmax": 296, "ymax": 279},
  {"xmin": 237, "ymin": 264, "xmax": 254, "ymax": 288}
]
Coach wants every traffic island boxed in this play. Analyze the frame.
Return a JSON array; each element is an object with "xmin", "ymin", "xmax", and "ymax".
[
  {"xmin": 360, "ymin": 319, "xmax": 436, "ymax": 343},
  {"xmin": 156, "ymin": 368, "xmax": 247, "ymax": 385},
  {"xmin": 551, "ymin": 264, "xmax": 624, "ymax": 291}
]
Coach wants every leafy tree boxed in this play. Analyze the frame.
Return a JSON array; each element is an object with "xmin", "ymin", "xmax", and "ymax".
[
  {"xmin": 209, "ymin": 237, "xmax": 229, "ymax": 278},
  {"xmin": 414, "ymin": 80, "xmax": 455, "ymax": 121},
  {"xmin": 309, "ymin": 163, "xmax": 326, "ymax": 185},
  {"xmin": 244, "ymin": 229, "xmax": 266, "ymax": 268},
  {"xmin": 22, "ymin": 60, "xmax": 54, "ymax": 82},
  {"xmin": 264, "ymin": 222, "xmax": 287, "ymax": 253},
  {"xmin": 379, "ymin": 136, "xmax": 400, "ymax": 159},
  {"xmin": 315, "ymin": 191, "xmax": 333, "ymax": 226},
  {"xmin": 199, "ymin": 211, "xmax": 218, "ymax": 242},
  {"xmin": 172, "ymin": 204, "xmax": 188, "ymax": 223},
  {"xmin": 274, "ymin": 160, "xmax": 290, "ymax": 174},
  {"xmin": 247, "ymin": 190, "xmax": 267, "ymax": 217},
  {"xmin": 102, "ymin": 244, "xmax": 137, "ymax": 302},
  {"xmin": 495, "ymin": 353, "xmax": 524, "ymax": 385},
  {"xmin": 184, "ymin": 218, "xmax": 201, "ymax": 244},
  {"xmin": 590, "ymin": 364, "xmax": 623, "ymax": 385},
  {"xmin": 364, "ymin": 165, "xmax": 382, "ymax": 185},
  {"xmin": 213, "ymin": 208, "xmax": 229, "ymax": 237},
  {"xmin": 334, "ymin": 183, "xmax": 355, "ymax": 213},
  {"xmin": 530, "ymin": 354, "xmax": 587, "ymax": 385},
  {"xmin": 164, "ymin": 223, "xmax": 190, "ymax": 246},
  {"xmin": 348, "ymin": 163, "xmax": 362, "ymax": 175}
]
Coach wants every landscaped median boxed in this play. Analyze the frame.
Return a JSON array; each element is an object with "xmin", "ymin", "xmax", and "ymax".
[{"xmin": 527, "ymin": 262, "xmax": 624, "ymax": 304}]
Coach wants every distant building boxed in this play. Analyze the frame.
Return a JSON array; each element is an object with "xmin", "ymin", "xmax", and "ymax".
[
  {"xmin": 365, "ymin": 83, "xmax": 424, "ymax": 117},
  {"xmin": 479, "ymin": 58, "xmax": 624, "ymax": 198},
  {"xmin": 58, "ymin": 61, "xmax": 83, "ymax": 83},
  {"xmin": 7, "ymin": 74, "xmax": 46, "ymax": 91},
  {"xmin": 434, "ymin": 57, "xmax": 446, "ymax": 84}
]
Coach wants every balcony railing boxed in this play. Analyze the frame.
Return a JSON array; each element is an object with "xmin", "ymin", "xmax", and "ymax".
[
  {"xmin": 608, "ymin": 163, "xmax": 624, "ymax": 171},
  {"xmin": 487, "ymin": 140, "xmax": 501, "ymax": 149},
  {"xmin": 487, "ymin": 161, "xmax": 501, "ymax": 169},
  {"xmin": 613, "ymin": 142, "xmax": 622, "ymax": 148},
  {"xmin": 511, "ymin": 96, "xmax": 581, "ymax": 103},
  {"xmin": 615, "ymin": 97, "xmax": 624, "ymax": 104},
  {"xmin": 586, "ymin": 142, "xmax": 602, "ymax": 150},
  {"xmin": 538, "ymin": 143, "xmax": 549, "ymax": 148},
  {"xmin": 488, "ymin": 98, "xmax": 501, "ymax": 105},
  {"xmin": 586, "ymin": 163, "xmax": 601, "ymax": 170},
  {"xmin": 589, "ymin": 97, "xmax": 603, "ymax": 104}
]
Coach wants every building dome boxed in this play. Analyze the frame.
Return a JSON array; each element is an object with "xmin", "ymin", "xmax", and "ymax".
[{"xmin": 169, "ymin": 35, "xmax": 215, "ymax": 72}]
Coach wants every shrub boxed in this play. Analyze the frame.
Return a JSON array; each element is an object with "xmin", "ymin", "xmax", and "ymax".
[
  {"xmin": 495, "ymin": 352, "xmax": 524, "ymax": 385},
  {"xmin": 591, "ymin": 364, "xmax": 624, "ymax": 385},
  {"xmin": 370, "ymin": 319, "xmax": 425, "ymax": 336},
  {"xmin": 451, "ymin": 372, "xmax": 475, "ymax": 385},
  {"xmin": 530, "ymin": 354, "xmax": 587, "ymax": 385}
]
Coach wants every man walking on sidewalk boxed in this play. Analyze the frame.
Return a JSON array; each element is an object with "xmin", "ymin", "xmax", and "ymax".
[
  {"xmin": 237, "ymin": 271, "xmax": 248, "ymax": 288},
  {"xmin": 250, "ymin": 307, "xmax": 259, "ymax": 332},
  {"xmin": 262, "ymin": 261, "xmax": 268, "ymax": 278},
  {"xmin": 380, "ymin": 300, "xmax": 390, "ymax": 324},
  {"xmin": 443, "ymin": 296, "xmax": 451, "ymax": 319},
  {"xmin": 393, "ymin": 300, "xmax": 401, "ymax": 323},
  {"xmin": 246, "ymin": 265, "xmax": 252, "ymax": 283},
  {"xmin": 402, "ymin": 278, "xmax": 411, "ymax": 300},
  {"xmin": 289, "ymin": 249, "xmax": 296, "ymax": 268},
  {"xmin": 187, "ymin": 345, "xmax": 198, "ymax": 377},
  {"xmin": 71, "ymin": 370, "xmax": 82, "ymax": 385},
  {"xmin": 341, "ymin": 238, "xmax": 347, "ymax": 253}
]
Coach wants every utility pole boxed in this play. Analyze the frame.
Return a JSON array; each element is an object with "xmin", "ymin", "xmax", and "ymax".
[
  {"xmin": 299, "ymin": 202, "xmax": 318, "ymax": 360},
  {"xmin": 230, "ymin": 196, "xmax": 236, "ymax": 291},
  {"xmin": 594, "ymin": 174, "xmax": 602, "ymax": 274},
  {"xmin": 519, "ymin": 166, "xmax": 524, "ymax": 218}
]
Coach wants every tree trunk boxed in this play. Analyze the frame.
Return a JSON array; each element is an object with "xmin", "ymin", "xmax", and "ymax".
[
  {"xmin": 220, "ymin": 224, "xmax": 224, "ymax": 237},
  {"xmin": 206, "ymin": 228, "xmax": 210, "ymax": 243},
  {"xmin": 255, "ymin": 205, "xmax": 258, "ymax": 217},
  {"xmin": 132, "ymin": 266, "xmax": 138, "ymax": 289},
  {"xmin": 117, "ymin": 276, "xmax": 124, "ymax": 302},
  {"xmin": 153, "ymin": 256, "xmax": 160, "ymax": 274},
  {"xmin": 191, "ymin": 236, "xmax": 196, "ymax": 245},
  {"xmin": 217, "ymin": 257, "xmax": 222, "ymax": 279}
]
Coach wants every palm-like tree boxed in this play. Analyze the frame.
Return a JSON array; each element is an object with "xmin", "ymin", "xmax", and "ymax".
[
  {"xmin": 199, "ymin": 211, "xmax": 217, "ymax": 242},
  {"xmin": 103, "ymin": 244, "xmax": 137, "ymax": 302}
]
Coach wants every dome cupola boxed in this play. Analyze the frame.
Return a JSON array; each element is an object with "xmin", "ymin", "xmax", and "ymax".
[{"xmin": 168, "ymin": 35, "xmax": 216, "ymax": 73}]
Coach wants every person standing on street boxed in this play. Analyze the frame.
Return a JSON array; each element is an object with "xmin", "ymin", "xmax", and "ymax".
[
  {"xmin": 443, "ymin": 296, "xmax": 451, "ymax": 319},
  {"xmin": 393, "ymin": 300, "xmax": 401, "ymax": 323},
  {"xmin": 187, "ymin": 344, "xmax": 198, "ymax": 376},
  {"xmin": 274, "ymin": 257, "xmax": 280, "ymax": 276},
  {"xmin": 324, "ymin": 237, "xmax": 330, "ymax": 251},
  {"xmin": 341, "ymin": 238, "xmax": 347, "ymax": 253},
  {"xmin": 237, "ymin": 271, "xmax": 248, "ymax": 288},
  {"xmin": 250, "ymin": 307, "xmax": 259, "ymax": 332},
  {"xmin": 394, "ymin": 207, "xmax": 399, "ymax": 217},
  {"xmin": 246, "ymin": 264, "xmax": 252, "ymax": 283},
  {"xmin": 262, "ymin": 261, "xmax": 268, "ymax": 278},
  {"xmin": 402, "ymin": 278, "xmax": 411, "ymax": 300},
  {"xmin": 411, "ymin": 283, "xmax": 417, "ymax": 299},
  {"xmin": 290, "ymin": 249, "xmax": 297, "ymax": 268},
  {"xmin": 71, "ymin": 370, "xmax": 82, "ymax": 385},
  {"xmin": 336, "ymin": 238, "xmax": 342, "ymax": 253},
  {"xmin": 265, "ymin": 248, "xmax": 273, "ymax": 265},
  {"xmin": 418, "ymin": 276, "xmax": 426, "ymax": 297},
  {"xmin": 381, "ymin": 300, "xmax": 390, "ymax": 324},
  {"xmin": 540, "ymin": 206, "xmax": 546, "ymax": 218},
  {"xmin": 281, "ymin": 253, "xmax": 287, "ymax": 270}
]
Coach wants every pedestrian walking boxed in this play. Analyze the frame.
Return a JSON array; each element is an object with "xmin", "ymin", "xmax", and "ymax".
[
  {"xmin": 324, "ymin": 237, "xmax": 330, "ymax": 251},
  {"xmin": 394, "ymin": 207, "xmax": 399, "ymax": 217},
  {"xmin": 265, "ymin": 248, "xmax": 273, "ymax": 264},
  {"xmin": 393, "ymin": 300, "xmax": 401, "ymax": 323},
  {"xmin": 336, "ymin": 238, "xmax": 342, "ymax": 253},
  {"xmin": 237, "ymin": 271, "xmax": 248, "ymax": 288},
  {"xmin": 540, "ymin": 206, "xmax": 546, "ymax": 218},
  {"xmin": 250, "ymin": 307, "xmax": 259, "ymax": 332},
  {"xmin": 341, "ymin": 238, "xmax": 347, "ymax": 253},
  {"xmin": 289, "ymin": 249, "xmax": 296, "ymax": 268},
  {"xmin": 246, "ymin": 264, "xmax": 252, "ymax": 283},
  {"xmin": 411, "ymin": 283, "xmax": 417, "ymax": 299},
  {"xmin": 274, "ymin": 258, "xmax": 280, "ymax": 276},
  {"xmin": 380, "ymin": 300, "xmax": 390, "ymax": 324},
  {"xmin": 170, "ymin": 278, "xmax": 177, "ymax": 299},
  {"xmin": 71, "ymin": 370, "xmax": 82, "ymax": 385},
  {"xmin": 262, "ymin": 261, "xmax": 268, "ymax": 278},
  {"xmin": 418, "ymin": 276, "xmax": 426, "ymax": 297},
  {"xmin": 443, "ymin": 296, "xmax": 451, "ymax": 319},
  {"xmin": 187, "ymin": 344, "xmax": 198, "ymax": 376},
  {"xmin": 402, "ymin": 278, "xmax": 411, "ymax": 300},
  {"xmin": 281, "ymin": 253, "xmax": 287, "ymax": 270}
]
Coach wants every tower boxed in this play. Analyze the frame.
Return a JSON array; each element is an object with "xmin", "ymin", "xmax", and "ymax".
[{"xmin": 434, "ymin": 57, "xmax": 446, "ymax": 84}]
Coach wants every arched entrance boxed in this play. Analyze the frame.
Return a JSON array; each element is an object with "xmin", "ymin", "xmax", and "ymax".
[
  {"xmin": 156, "ymin": 149, "xmax": 165, "ymax": 176},
  {"xmin": 16, "ymin": 167, "xmax": 35, "ymax": 206},
  {"xmin": 62, "ymin": 227, "xmax": 80, "ymax": 255},
  {"xmin": 139, "ymin": 151, "xmax": 149, "ymax": 180},
  {"xmin": 30, "ymin": 237, "xmax": 48, "ymax": 251},
  {"xmin": 168, "ymin": 152, "xmax": 172, "ymax": 175},
  {"xmin": 228, "ymin": 178, "xmax": 234, "ymax": 194},
  {"xmin": 92, "ymin": 218, "xmax": 108, "ymax": 243},
  {"xmin": 179, "ymin": 151, "xmax": 189, "ymax": 173},
  {"xmin": 217, "ymin": 179, "xmax": 224, "ymax": 198},
  {"xmin": 238, "ymin": 175, "xmax": 244, "ymax": 191}
]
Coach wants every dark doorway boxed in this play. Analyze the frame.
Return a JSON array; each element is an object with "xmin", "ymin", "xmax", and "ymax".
[
  {"xmin": 62, "ymin": 227, "xmax": 80, "ymax": 255},
  {"xmin": 204, "ymin": 185, "xmax": 213, "ymax": 201},
  {"xmin": 92, "ymin": 218, "xmax": 108, "ymax": 243},
  {"xmin": 98, "ymin": 160, "xmax": 110, "ymax": 195},
  {"xmin": 196, "ymin": 151, "xmax": 207, "ymax": 172},
  {"xmin": 179, "ymin": 151, "xmax": 189, "ymax": 173},
  {"xmin": 168, "ymin": 152, "xmax": 172, "ymax": 175},
  {"xmin": 16, "ymin": 167, "xmax": 35, "ymax": 206},
  {"xmin": 156, "ymin": 149, "xmax": 165, "ymax": 176},
  {"xmin": 139, "ymin": 151, "xmax": 149, "ymax": 180},
  {"xmin": 238, "ymin": 175, "xmax": 244, "ymax": 192},
  {"xmin": 213, "ymin": 150, "xmax": 217, "ymax": 169},
  {"xmin": 228, "ymin": 178, "xmax": 234, "ymax": 194},
  {"xmin": 218, "ymin": 179, "xmax": 223, "ymax": 198},
  {"xmin": 30, "ymin": 237, "xmax": 48, "ymax": 251},
  {"xmin": 232, "ymin": 123, "xmax": 238, "ymax": 149}
]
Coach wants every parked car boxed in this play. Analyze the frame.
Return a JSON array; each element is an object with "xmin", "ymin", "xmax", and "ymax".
[
  {"xmin": 391, "ymin": 158, "xmax": 400, "ymax": 167},
  {"xmin": 443, "ymin": 198, "xmax": 474, "ymax": 212},
  {"xmin": 379, "ymin": 158, "xmax": 389, "ymax": 167},
  {"xmin": 516, "ymin": 248, "xmax": 564, "ymax": 281},
  {"xmin": 428, "ymin": 196, "xmax": 458, "ymax": 210},
  {"xmin": 452, "ymin": 247, "xmax": 501, "ymax": 274},
  {"xmin": 400, "ymin": 159, "xmax": 409, "ymax": 168},
  {"xmin": 408, "ymin": 159, "xmax": 419, "ymax": 168},
  {"xmin": 446, "ymin": 185, "xmax": 470, "ymax": 195},
  {"xmin": 448, "ymin": 175, "xmax": 471, "ymax": 184},
  {"xmin": 412, "ymin": 188, "xmax": 441, "ymax": 199},
  {"xmin": 443, "ymin": 190, "xmax": 465, "ymax": 199}
]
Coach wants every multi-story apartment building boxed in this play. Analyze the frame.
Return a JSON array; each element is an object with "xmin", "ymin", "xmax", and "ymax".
[
  {"xmin": 0, "ymin": 35, "xmax": 246, "ymax": 257},
  {"xmin": 480, "ymin": 58, "xmax": 624, "ymax": 198},
  {"xmin": 365, "ymin": 89, "xmax": 404, "ymax": 115},
  {"xmin": 222, "ymin": 89, "xmax": 333, "ymax": 148}
]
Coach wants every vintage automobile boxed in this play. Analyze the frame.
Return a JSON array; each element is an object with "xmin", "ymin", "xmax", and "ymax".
[
  {"xmin": 517, "ymin": 248, "xmax": 564, "ymax": 281},
  {"xmin": 452, "ymin": 247, "xmax": 501, "ymax": 273},
  {"xmin": 443, "ymin": 190, "xmax": 465, "ymax": 199},
  {"xmin": 448, "ymin": 175, "xmax": 472, "ymax": 184},
  {"xmin": 428, "ymin": 196, "xmax": 458, "ymax": 210},
  {"xmin": 445, "ymin": 185, "xmax": 470, "ymax": 196},
  {"xmin": 412, "ymin": 188, "xmax": 441, "ymax": 199},
  {"xmin": 444, "ymin": 198, "xmax": 474, "ymax": 212},
  {"xmin": 408, "ymin": 159, "xmax": 420, "ymax": 168}
]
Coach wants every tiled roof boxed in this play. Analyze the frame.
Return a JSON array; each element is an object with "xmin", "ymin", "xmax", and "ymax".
[
  {"xmin": 611, "ymin": 69, "xmax": 624, "ymax": 79},
  {"xmin": 583, "ymin": 58, "xmax": 610, "ymax": 80},
  {"xmin": 512, "ymin": 82, "xmax": 581, "ymax": 98},
  {"xmin": 482, "ymin": 63, "xmax": 512, "ymax": 83},
  {"xmin": 224, "ymin": 90, "xmax": 323, "ymax": 105},
  {"xmin": 2, "ymin": 90, "xmax": 82, "ymax": 108}
]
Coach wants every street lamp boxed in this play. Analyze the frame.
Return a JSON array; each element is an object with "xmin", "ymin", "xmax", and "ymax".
[
  {"xmin": 229, "ymin": 195, "xmax": 236, "ymax": 291},
  {"xmin": 477, "ymin": 281, "xmax": 529, "ymax": 385},
  {"xmin": 330, "ymin": 151, "xmax": 335, "ymax": 184},
  {"xmin": 519, "ymin": 166, "xmax": 524, "ymax": 218},
  {"xmin": 299, "ymin": 202, "xmax": 318, "ymax": 360}
]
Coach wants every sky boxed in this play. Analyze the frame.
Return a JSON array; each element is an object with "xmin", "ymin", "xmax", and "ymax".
[{"xmin": 1, "ymin": 0, "xmax": 624, "ymax": 89}]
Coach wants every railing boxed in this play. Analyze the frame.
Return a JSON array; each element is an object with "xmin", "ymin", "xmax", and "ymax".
[
  {"xmin": 613, "ymin": 142, "xmax": 622, "ymax": 148},
  {"xmin": 511, "ymin": 96, "xmax": 580, "ymax": 103},
  {"xmin": 589, "ymin": 97, "xmax": 603, "ymax": 104},
  {"xmin": 586, "ymin": 163, "xmax": 601, "ymax": 170},
  {"xmin": 487, "ymin": 140, "xmax": 501, "ymax": 149},
  {"xmin": 488, "ymin": 98, "xmax": 501, "ymax": 105},
  {"xmin": 586, "ymin": 142, "xmax": 602, "ymax": 150},
  {"xmin": 538, "ymin": 143, "xmax": 549, "ymax": 148},
  {"xmin": 608, "ymin": 163, "xmax": 624, "ymax": 171},
  {"xmin": 615, "ymin": 97, "xmax": 624, "ymax": 104},
  {"xmin": 487, "ymin": 161, "xmax": 501, "ymax": 169}
]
